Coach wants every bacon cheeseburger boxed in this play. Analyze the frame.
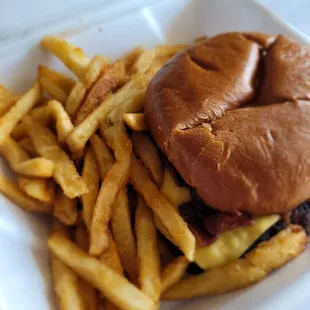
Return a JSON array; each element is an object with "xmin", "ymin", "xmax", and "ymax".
[{"xmin": 144, "ymin": 32, "xmax": 310, "ymax": 299}]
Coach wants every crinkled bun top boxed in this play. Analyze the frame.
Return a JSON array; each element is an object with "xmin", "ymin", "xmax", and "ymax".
[{"xmin": 144, "ymin": 32, "xmax": 310, "ymax": 215}]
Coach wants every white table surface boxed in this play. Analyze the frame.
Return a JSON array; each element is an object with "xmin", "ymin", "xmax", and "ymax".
[{"xmin": 0, "ymin": 0, "xmax": 309, "ymax": 39}]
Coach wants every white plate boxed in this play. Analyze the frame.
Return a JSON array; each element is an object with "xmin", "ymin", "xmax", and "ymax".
[{"xmin": 0, "ymin": 0, "xmax": 309, "ymax": 309}]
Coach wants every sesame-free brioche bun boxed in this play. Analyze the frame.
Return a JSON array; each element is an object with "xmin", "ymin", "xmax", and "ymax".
[{"xmin": 144, "ymin": 32, "xmax": 310, "ymax": 215}]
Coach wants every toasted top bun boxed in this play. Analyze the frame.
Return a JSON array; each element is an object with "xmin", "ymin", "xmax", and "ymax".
[{"xmin": 144, "ymin": 32, "xmax": 310, "ymax": 215}]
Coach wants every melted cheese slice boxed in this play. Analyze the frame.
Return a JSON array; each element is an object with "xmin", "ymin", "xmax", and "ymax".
[{"xmin": 195, "ymin": 215, "xmax": 280, "ymax": 270}]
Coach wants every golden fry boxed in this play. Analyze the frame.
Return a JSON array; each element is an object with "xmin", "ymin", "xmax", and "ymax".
[
  {"xmin": 75, "ymin": 61, "xmax": 125, "ymax": 125},
  {"xmin": 131, "ymin": 49, "xmax": 156, "ymax": 75},
  {"xmin": 0, "ymin": 83, "xmax": 41, "ymax": 145},
  {"xmin": 12, "ymin": 157, "xmax": 54, "ymax": 178},
  {"xmin": 136, "ymin": 196, "xmax": 161, "ymax": 301},
  {"xmin": 163, "ymin": 225, "xmax": 307, "ymax": 300},
  {"xmin": 54, "ymin": 190, "xmax": 78, "ymax": 226},
  {"xmin": 161, "ymin": 256, "xmax": 189, "ymax": 293},
  {"xmin": 38, "ymin": 65, "xmax": 75, "ymax": 103},
  {"xmin": 51, "ymin": 219, "xmax": 86, "ymax": 310},
  {"xmin": 90, "ymin": 134, "xmax": 114, "ymax": 180},
  {"xmin": 111, "ymin": 188, "xmax": 137, "ymax": 280},
  {"xmin": 18, "ymin": 137, "xmax": 37, "ymax": 157},
  {"xmin": 65, "ymin": 82, "xmax": 87, "ymax": 117},
  {"xmin": 121, "ymin": 47, "xmax": 144, "ymax": 71},
  {"xmin": 67, "ymin": 72, "xmax": 152, "ymax": 153},
  {"xmin": 75, "ymin": 222, "xmax": 100, "ymax": 310},
  {"xmin": 48, "ymin": 100, "xmax": 74, "ymax": 143},
  {"xmin": 0, "ymin": 85, "xmax": 19, "ymax": 117},
  {"xmin": 0, "ymin": 175, "xmax": 51, "ymax": 213},
  {"xmin": 130, "ymin": 155, "xmax": 196, "ymax": 261},
  {"xmin": 11, "ymin": 122, "xmax": 27, "ymax": 140},
  {"xmin": 123, "ymin": 113, "xmax": 147, "ymax": 131},
  {"xmin": 154, "ymin": 45, "xmax": 186, "ymax": 58},
  {"xmin": 89, "ymin": 123, "xmax": 132, "ymax": 256},
  {"xmin": 81, "ymin": 148, "xmax": 100, "ymax": 230},
  {"xmin": 0, "ymin": 137, "xmax": 29, "ymax": 166},
  {"xmin": 131, "ymin": 132, "xmax": 163, "ymax": 186},
  {"xmin": 24, "ymin": 118, "xmax": 88, "ymax": 198},
  {"xmin": 17, "ymin": 176, "xmax": 55, "ymax": 202},
  {"xmin": 48, "ymin": 233, "xmax": 156, "ymax": 310},
  {"xmin": 41, "ymin": 36, "xmax": 90, "ymax": 78}
]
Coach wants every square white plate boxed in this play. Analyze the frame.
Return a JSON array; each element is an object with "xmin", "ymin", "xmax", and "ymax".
[{"xmin": 0, "ymin": 0, "xmax": 309, "ymax": 309}]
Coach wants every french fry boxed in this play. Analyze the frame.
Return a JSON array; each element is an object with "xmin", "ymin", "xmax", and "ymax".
[
  {"xmin": 12, "ymin": 157, "xmax": 54, "ymax": 178},
  {"xmin": 160, "ymin": 168, "xmax": 191, "ymax": 207},
  {"xmin": 90, "ymin": 134, "xmax": 114, "ymax": 181},
  {"xmin": 130, "ymin": 155, "xmax": 196, "ymax": 261},
  {"xmin": 81, "ymin": 148, "xmax": 100, "ymax": 230},
  {"xmin": 11, "ymin": 122, "xmax": 27, "ymax": 140},
  {"xmin": 51, "ymin": 219, "xmax": 86, "ymax": 310},
  {"xmin": 48, "ymin": 233, "xmax": 156, "ymax": 310},
  {"xmin": 41, "ymin": 36, "xmax": 90, "ymax": 78},
  {"xmin": 0, "ymin": 85, "xmax": 19, "ymax": 117},
  {"xmin": 0, "ymin": 83, "xmax": 41, "ymax": 145},
  {"xmin": 48, "ymin": 100, "xmax": 74, "ymax": 143},
  {"xmin": 121, "ymin": 47, "xmax": 144, "ymax": 71},
  {"xmin": 163, "ymin": 225, "xmax": 307, "ymax": 300},
  {"xmin": 81, "ymin": 55, "xmax": 109, "ymax": 89},
  {"xmin": 54, "ymin": 190, "xmax": 78, "ymax": 226},
  {"xmin": 0, "ymin": 175, "xmax": 51, "ymax": 212},
  {"xmin": 136, "ymin": 196, "xmax": 161, "ymax": 302},
  {"xmin": 89, "ymin": 123, "xmax": 132, "ymax": 256},
  {"xmin": 131, "ymin": 132, "xmax": 164, "ymax": 186},
  {"xmin": 123, "ymin": 113, "xmax": 147, "ymax": 131},
  {"xmin": 75, "ymin": 61, "xmax": 126, "ymax": 125},
  {"xmin": 18, "ymin": 137, "xmax": 37, "ymax": 157},
  {"xmin": 154, "ymin": 45, "xmax": 186, "ymax": 58},
  {"xmin": 29, "ymin": 105, "xmax": 51, "ymax": 125},
  {"xmin": 38, "ymin": 65, "xmax": 75, "ymax": 103},
  {"xmin": 65, "ymin": 82, "xmax": 87, "ymax": 117},
  {"xmin": 75, "ymin": 222, "xmax": 100, "ymax": 310},
  {"xmin": 111, "ymin": 188, "xmax": 137, "ymax": 280},
  {"xmin": 67, "ymin": 72, "xmax": 152, "ymax": 153},
  {"xmin": 161, "ymin": 256, "xmax": 189, "ymax": 293},
  {"xmin": 24, "ymin": 118, "xmax": 88, "ymax": 198},
  {"xmin": 106, "ymin": 90, "xmax": 145, "ymax": 123},
  {"xmin": 0, "ymin": 137, "xmax": 29, "ymax": 166},
  {"xmin": 17, "ymin": 176, "xmax": 55, "ymax": 202},
  {"xmin": 131, "ymin": 49, "xmax": 156, "ymax": 75}
]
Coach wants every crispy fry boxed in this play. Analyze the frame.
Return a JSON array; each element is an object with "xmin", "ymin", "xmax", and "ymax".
[
  {"xmin": 123, "ymin": 113, "xmax": 147, "ymax": 131},
  {"xmin": 38, "ymin": 65, "xmax": 75, "ymax": 103},
  {"xmin": 48, "ymin": 100, "xmax": 74, "ymax": 143},
  {"xmin": 81, "ymin": 148, "xmax": 100, "ymax": 230},
  {"xmin": 131, "ymin": 132, "xmax": 163, "ymax": 186},
  {"xmin": 131, "ymin": 49, "xmax": 156, "ymax": 74},
  {"xmin": 24, "ymin": 118, "xmax": 88, "ymax": 198},
  {"xmin": 130, "ymin": 155, "xmax": 196, "ymax": 261},
  {"xmin": 111, "ymin": 188, "xmax": 137, "ymax": 280},
  {"xmin": 163, "ymin": 225, "xmax": 307, "ymax": 300},
  {"xmin": 41, "ymin": 36, "xmax": 90, "ymax": 78},
  {"xmin": 51, "ymin": 219, "xmax": 86, "ymax": 310},
  {"xmin": 0, "ymin": 137, "xmax": 29, "ymax": 166},
  {"xmin": 54, "ymin": 190, "xmax": 78, "ymax": 226},
  {"xmin": 0, "ymin": 85, "xmax": 19, "ymax": 117},
  {"xmin": 161, "ymin": 256, "xmax": 189, "ymax": 293},
  {"xmin": 89, "ymin": 123, "xmax": 132, "ymax": 256},
  {"xmin": 0, "ymin": 175, "xmax": 51, "ymax": 212},
  {"xmin": 48, "ymin": 233, "xmax": 156, "ymax": 310},
  {"xmin": 75, "ymin": 61, "xmax": 126, "ymax": 125},
  {"xmin": 154, "ymin": 45, "xmax": 186, "ymax": 58},
  {"xmin": 121, "ymin": 47, "xmax": 144, "ymax": 71},
  {"xmin": 65, "ymin": 82, "xmax": 87, "ymax": 117},
  {"xmin": 11, "ymin": 122, "xmax": 27, "ymax": 140},
  {"xmin": 106, "ymin": 90, "xmax": 145, "ymax": 123},
  {"xmin": 67, "ymin": 73, "xmax": 151, "ymax": 153},
  {"xmin": 136, "ymin": 196, "xmax": 161, "ymax": 301},
  {"xmin": 75, "ymin": 222, "xmax": 100, "ymax": 310},
  {"xmin": 0, "ymin": 83, "xmax": 41, "ymax": 145},
  {"xmin": 81, "ymin": 55, "xmax": 109, "ymax": 89},
  {"xmin": 90, "ymin": 134, "xmax": 114, "ymax": 180},
  {"xmin": 17, "ymin": 176, "xmax": 55, "ymax": 202},
  {"xmin": 18, "ymin": 137, "xmax": 37, "ymax": 156},
  {"xmin": 12, "ymin": 157, "xmax": 54, "ymax": 178},
  {"xmin": 30, "ymin": 105, "xmax": 51, "ymax": 124}
]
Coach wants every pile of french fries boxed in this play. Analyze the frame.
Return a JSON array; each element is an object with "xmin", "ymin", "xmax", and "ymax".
[{"xmin": 0, "ymin": 35, "xmax": 307, "ymax": 310}]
